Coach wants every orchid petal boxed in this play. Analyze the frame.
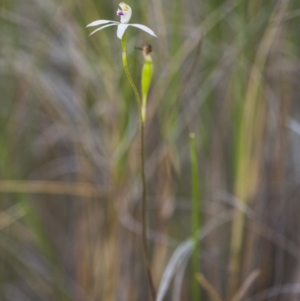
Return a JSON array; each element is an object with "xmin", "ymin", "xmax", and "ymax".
[
  {"xmin": 117, "ymin": 24, "xmax": 130, "ymax": 39},
  {"xmin": 87, "ymin": 20, "xmax": 115, "ymax": 27},
  {"xmin": 129, "ymin": 24, "xmax": 157, "ymax": 37},
  {"xmin": 89, "ymin": 23, "xmax": 117, "ymax": 36}
]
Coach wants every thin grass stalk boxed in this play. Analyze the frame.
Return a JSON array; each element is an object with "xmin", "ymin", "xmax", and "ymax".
[
  {"xmin": 189, "ymin": 133, "xmax": 201, "ymax": 301},
  {"xmin": 196, "ymin": 274, "xmax": 223, "ymax": 301},
  {"xmin": 121, "ymin": 34, "xmax": 156, "ymax": 300},
  {"xmin": 228, "ymin": 2, "xmax": 290, "ymax": 299}
]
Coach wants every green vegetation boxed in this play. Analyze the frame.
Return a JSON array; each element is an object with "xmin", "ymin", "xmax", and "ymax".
[
  {"xmin": 190, "ymin": 133, "xmax": 201, "ymax": 301},
  {"xmin": 1, "ymin": 0, "xmax": 300, "ymax": 300}
]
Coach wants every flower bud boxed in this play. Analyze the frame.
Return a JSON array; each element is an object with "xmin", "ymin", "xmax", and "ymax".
[{"xmin": 141, "ymin": 44, "xmax": 153, "ymax": 122}]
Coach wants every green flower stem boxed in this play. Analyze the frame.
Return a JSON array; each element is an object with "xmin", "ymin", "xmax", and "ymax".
[
  {"xmin": 189, "ymin": 133, "xmax": 201, "ymax": 301},
  {"xmin": 121, "ymin": 34, "xmax": 142, "ymax": 120},
  {"xmin": 121, "ymin": 34, "xmax": 156, "ymax": 301}
]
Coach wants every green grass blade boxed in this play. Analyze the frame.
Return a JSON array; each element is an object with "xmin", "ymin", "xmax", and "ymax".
[{"xmin": 189, "ymin": 133, "xmax": 201, "ymax": 301}]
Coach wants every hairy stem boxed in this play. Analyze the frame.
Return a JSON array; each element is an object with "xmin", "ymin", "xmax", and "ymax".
[{"xmin": 121, "ymin": 34, "xmax": 156, "ymax": 301}]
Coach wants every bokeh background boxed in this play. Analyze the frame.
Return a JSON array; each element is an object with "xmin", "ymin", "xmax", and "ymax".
[{"xmin": 1, "ymin": 0, "xmax": 300, "ymax": 300}]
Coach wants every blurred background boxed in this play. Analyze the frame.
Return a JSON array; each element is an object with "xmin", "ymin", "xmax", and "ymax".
[{"xmin": 1, "ymin": 0, "xmax": 300, "ymax": 300}]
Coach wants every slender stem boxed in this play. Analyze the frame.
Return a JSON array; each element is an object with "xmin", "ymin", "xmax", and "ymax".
[
  {"xmin": 189, "ymin": 133, "xmax": 201, "ymax": 301},
  {"xmin": 121, "ymin": 34, "xmax": 156, "ymax": 301},
  {"xmin": 141, "ymin": 121, "xmax": 156, "ymax": 301},
  {"xmin": 121, "ymin": 34, "xmax": 142, "ymax": 120}
]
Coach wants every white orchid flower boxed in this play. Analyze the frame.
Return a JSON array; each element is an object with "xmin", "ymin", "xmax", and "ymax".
[{"xmin": 87, "ymin": 2, "xmax": 157, "ymax": 40}]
